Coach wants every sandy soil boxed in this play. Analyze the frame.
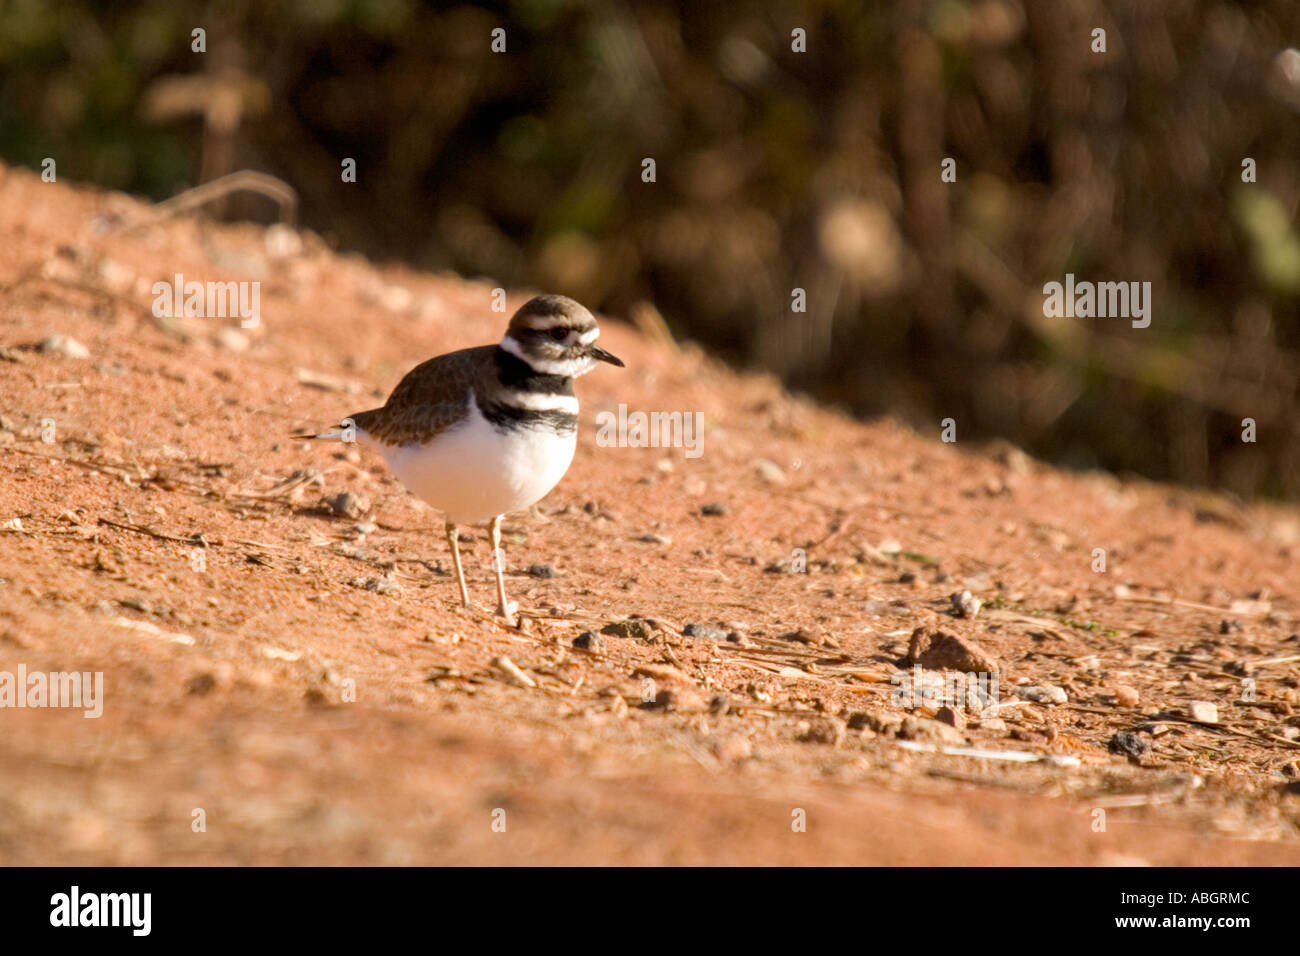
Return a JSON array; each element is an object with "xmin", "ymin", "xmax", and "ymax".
[{"xmin": 1, "ymin": 163, "xmax": 1298, "ymax": 865}]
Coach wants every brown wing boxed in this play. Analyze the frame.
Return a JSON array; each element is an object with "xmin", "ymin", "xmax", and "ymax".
[{"xmin": 348, "ymin": 345, "xmax": 494, "ymax": 446}]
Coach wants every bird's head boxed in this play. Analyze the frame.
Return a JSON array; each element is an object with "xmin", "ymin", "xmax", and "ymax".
[{"xmin": 500, "ymin": 294, "xmax": 624, "ymax": 377}]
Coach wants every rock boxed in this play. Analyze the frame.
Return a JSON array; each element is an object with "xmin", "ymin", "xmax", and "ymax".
[
  {"xmin": 640, "ymin": 686, "xmax": 705, "ymax": 711},
  {"xmin": 527, "ymin": 563, "xmax": 557, "ymax": 578},
  {"xmin": 215, "ymin": 327, "xmax": 250, "ymax": 352},
  {"xmin": 683, "ymin": 623, "xmax": 729, "ymax": 641},
  {"xmin": 935, "ymin": 705, "xmax": 966, "ymax": 730},
  {"xmin": 752, "ymin": 459, "xmax": 787, "ymax": 484},
  {"xmin": 798, "ymin": 717, "xmax": 847, "ymax": 746},
  {"xmin": 781, "ymin": 629, "xmax": 817, "ymax": 645},
  {"xmin": 601, "ymin": 618, "xmax": 655, "ymax": 641},
  {"xmin": 906, "ymin": 628, "xmax": 999, "ymax": 674},
  {"xmin": 949, "ymin": 590, "xmax": 983, "ymax": 619},
  {"xmin": 1016, "ymin": 685, "xmax": 1068, "ymax": 705},
  {"xmin": 323, "ymin": 491, "xmax": 369, "ymax": 519},
  {"xmin": 186, "ymin": 673, "xmax": 217, "ymax": 696},
  {"xmin": 1114, "ymin": 685, "xmax": 1141, "ymax": 708},
  {"xmin": 713, "ymin": 736, "xmax": 752, "ymax": 761},
  {"xmin": 709, "ymin": 694, "xmax": 732, "ymax": 715},
  {"xmin": 631, "ymin": 664, "xmax": 689, "ymax": 685},
  {"xmin": 1187, "ymin": 701, "xmax": 1219, "ymax": 724},
  {"xmin": 1010, "ymin": 728, "xmax": 1047, "ymax": 744},
  {"xmin": 700, "ymin": 503, "xmax": 729, "ymax": 517},
  {"xmin": 974, "ymin": 716, "xmax": 1008, "ymax": 732},
  {"xmin": 379, "ymin": 284, "xmax": 412, "ymax": 313},
  {"xmin": 1108, "ymin": 730, "xmax": 1149, "ymax": 758},
  {"xmin": 899, "ymin": 715, "xmax": 966, "ymax": 746},
  {"xmin": 572, "ymin": 631, "xmax": 604, "ymax": 651},
  {"xmin": 847, "ymin": 710, "xmax": 902, "ymax": 735},
  {"xmin": 39, "ymin": 334, "xmax": 91, "ymax": 359},
  {"xmin": 265, "ymin": 223, "xmax": 303, "ymax": 258}
]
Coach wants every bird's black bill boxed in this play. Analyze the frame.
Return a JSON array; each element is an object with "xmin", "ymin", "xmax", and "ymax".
[{"xmin": 591, "ymin": 345, "xmax": 625, "ymax": 367}]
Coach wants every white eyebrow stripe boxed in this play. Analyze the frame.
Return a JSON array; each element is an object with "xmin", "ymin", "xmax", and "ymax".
[
  {"xmin": 498, "ymin": 335, "xmax": 592, "ymax": 378},
  {"xmin": 578, "ymin": 327, "xmax": 600, "ymax": 345}
]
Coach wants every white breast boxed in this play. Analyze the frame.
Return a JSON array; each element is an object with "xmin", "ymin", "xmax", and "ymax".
[{"xmin": 374, "ymin": 397, "xmax": 577, "ymax": 525}]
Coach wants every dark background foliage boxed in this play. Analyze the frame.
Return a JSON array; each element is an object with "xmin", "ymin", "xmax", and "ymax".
[{"xmin": 3, "ymin": 0, "xmax": 1299, "ymax": 495}]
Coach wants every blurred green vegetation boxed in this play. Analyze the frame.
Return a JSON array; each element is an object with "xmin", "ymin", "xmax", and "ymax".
[{"xmin": 3, "ymin": 0, "xmax": 1299, "ymax": 496}]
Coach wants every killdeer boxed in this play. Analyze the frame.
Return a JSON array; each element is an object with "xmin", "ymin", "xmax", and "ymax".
[{"xmin": 297, "ymin": 294, "xmax": 623, "ymax": 618}]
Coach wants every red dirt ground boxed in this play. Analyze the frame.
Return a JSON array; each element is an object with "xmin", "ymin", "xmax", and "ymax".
[{"xmin": 2, "ymin": 163, "xmax": 1298, "ymax": 864}]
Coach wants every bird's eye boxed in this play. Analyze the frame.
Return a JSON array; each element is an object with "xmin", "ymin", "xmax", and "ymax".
[{"xmin": 548, "ymin": 327, "xmax": 569, "ymax": 342}]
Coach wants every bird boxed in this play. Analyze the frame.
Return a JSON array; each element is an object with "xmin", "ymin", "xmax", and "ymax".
[{"xmin": 295, "ymin": 294, "xmax": 623, "ymax": 619}]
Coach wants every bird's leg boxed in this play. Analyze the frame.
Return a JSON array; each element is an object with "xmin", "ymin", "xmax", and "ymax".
[
  {"xmin": 444, "ymin": 521, "xmax": 471, "ymax": 609},
  {"xmin": 488, "ymin": 514, "xmax": 517, "ymax": 619}
]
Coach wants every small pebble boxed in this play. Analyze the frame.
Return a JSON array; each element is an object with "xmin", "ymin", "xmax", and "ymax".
[
  {"xmin": 683, "ymin": 623, "xmax": 729, "ymax": 641},
  {"xmin": 215, "ymin": 328, "xmax": 250, "ymax": 352},
  {"xmin": 324, "ymin": 491, "xmax": 369, "ymax": 519},
  {"xmin": 907, "ymin": 628, "xmax": 999, "ymax": 674},
  {"xmin": 572, "ymin": 631, "xmax": 604, "ymax": 651},
  {"xmin": 1017, "ymin": 685, "xmax": 1068, "ymax": 705},
  {"xmin": 1108, "ymin": 730, "xmax": 1149, "ymax": 758},
  {"xmin": 898, "ymin": 715, "xmax": 965, "ymax": 746},
  {"xmin": 1114, "ymin": 685, "xmax": 1141, "ymax": 708},
  {"xmin": 601, "ymin": 618, "xmax": 655, "ymax": 641},
  {"xmin": 640, "ymin": 687, "xmax": 705, "ymax": 711},
  {"xmin": 1187, "ymin": 701, "xmax": 1219, "ymax": 724},
  {"xmin": 935, "ymin": 705, "xmax": 966, "ymax": 730},
  {"xmin": 528, "ymin": 564, "xmax": 557, "ymax": 578},
  {"xmin": 39, "ymin": 334, "xmax": 91, "ymax": 359},
  {"xmin": 950, "ymin": 590, "xmax": 983, "ymax": 619},
  {"xmin": 700, "ymin": 503, "xmax": 729, "ymax": 517},
  {"xmin": 713, "ymin": 735, "xmax": 752, "ymax": 761},
  {"xmin": 186, "ymin": 673, "xmax": 217, "ymax": 696},
  {"xmin": 1010, "ymin": 728, "xmax": 1047, "ymax": 744}
]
